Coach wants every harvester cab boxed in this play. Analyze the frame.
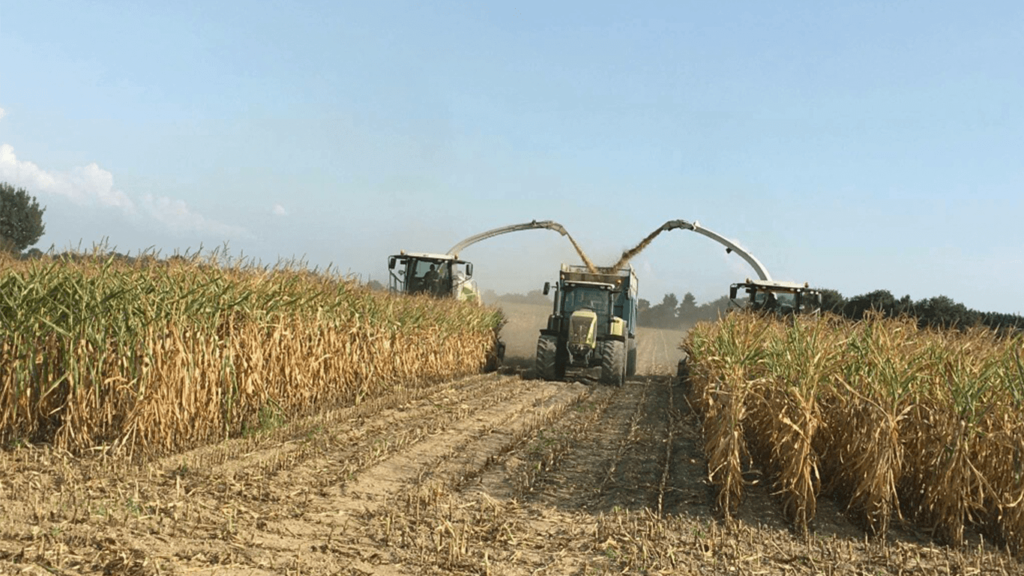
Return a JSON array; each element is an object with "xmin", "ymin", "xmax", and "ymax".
[
  {"xmin": 536, "ymin": 264, "xmax": 638, "ymax": 386},
  {"xmin": 387, "ymin": 252, "xmax": 480, "ymax": 303},
  {"xmin": 729, "ymin": 279, "xmax": 822, "ymax": 316}
]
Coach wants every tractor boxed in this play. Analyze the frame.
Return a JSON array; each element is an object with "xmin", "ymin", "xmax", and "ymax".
[{"xmin": 535, "ymin": 264, "xmax": 638, "ymax": 386}]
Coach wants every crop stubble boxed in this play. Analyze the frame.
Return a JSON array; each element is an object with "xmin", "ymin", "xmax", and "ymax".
[{"xmin": 2, "ymin": 366, "xmax": 1017, "ymax": 575}]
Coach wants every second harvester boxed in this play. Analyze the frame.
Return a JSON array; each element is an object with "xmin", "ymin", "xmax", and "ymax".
[{"xmin": 536, "ymin": 264, "xmax": 638, "ymax": 386}]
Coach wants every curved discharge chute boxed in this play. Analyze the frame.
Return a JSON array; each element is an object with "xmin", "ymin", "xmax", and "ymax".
[
  {"xmin": 610, "ymin": 219, "xmax": 772, "ymax": 281},
  {"xmin": 448, "ymin": 220, "xmax": 597, "ymax": 273}
]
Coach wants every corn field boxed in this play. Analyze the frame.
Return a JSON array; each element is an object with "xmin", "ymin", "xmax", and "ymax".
[
  {"xmin": 683, "ymin": 311, "xmax": 1024, "ymax": 552},
  {"xmin": 0, "ymin": 251, "xmax": 503, "ymax": 457}
]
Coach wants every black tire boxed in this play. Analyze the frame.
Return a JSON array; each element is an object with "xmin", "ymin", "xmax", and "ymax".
[
  {"xmin": 600, "ymin": 340, "xmax": 625, "ymax": 387},
  {"xmin": 676, "ymin": 357, "xmax": 690, "ymax": 389},
  {"xmin": 554, "ymin": 342, "xmax": 568, "ymax": 379},
  {"xmin": 535, "ymin": 335, "xmax": 559, "ymax": 381},
  {"xmin": 484, "ymin": 338, "xmax": 505, "ymax": 373},
  {"xmin": 626, "ymin": 337, "xmax": 637, "ymax": 377}
]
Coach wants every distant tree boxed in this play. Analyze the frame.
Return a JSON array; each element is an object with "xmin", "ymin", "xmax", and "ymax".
[
  {"xmin": 662, "ymin": 293, "xmax": 679, "ymax": 311},
  {"xmin": 895, "ymin": 294, "xmax": 915, "ymax": 316},
  {"xmin": 0, "ymin": 182, "xmax": 46, "ymax": 253},
  {"xmin": 915, "ymin": 295, "xmax": 979, "ymax": 330},
  {"xmin": 844, "ymin": 289, "xmax": 897, "ymax": 320},
  {"xmin": 816, "ymin": 288, "xmax": 845, "ymax": 314},
  {"xmin": 481, "ymin": 289, "xmax": 500, "ymax": 305},
  {"xmin": 981, "ymin": 311, "xmax": 1024, "ymax": 335},
  {"xmin": 677, "ymin": 292, "xmax": 698, "ymax": 320},
  {"xmin": 697, "ymin": 295, "xmax": 732, "ymax": 321},
  {"xmin": 638, "ymin": 298, "xmax": 651, "ymax": 315},
  {"xmin": 644, "ymin": 293, "xmax": 680, "ymax": 328},
  {"xmin": 488, "ymin": 289, "xmax": 551, "ymax": 306},
  {"xmin": 365, "ymin": 279, "xmax": 386, "ymax": 291},
  {"xmin": 20, "ymin": 247, "xmax": 45, "ymax": 260}
]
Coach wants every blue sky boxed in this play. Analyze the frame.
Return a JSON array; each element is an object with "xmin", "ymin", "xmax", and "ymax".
[{"xmin": 1, "ymin": 1, "xmax": 1021, "ymax": 313}]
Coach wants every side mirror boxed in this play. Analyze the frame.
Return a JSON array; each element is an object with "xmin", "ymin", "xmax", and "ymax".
[
  {"xmin": 465, "ymin": 263, "xmax": 473, "ymax": 277},
  {"xmin": 729, "ymin": 286, "xmax": 738, "ymax": 299},
  {"xmin": 388, "ymin": 257, "xmax": 396, "ymax": 270},
  {"xmin": 543, "ymin": 282, "xmax": 551, "ymax": 296}
]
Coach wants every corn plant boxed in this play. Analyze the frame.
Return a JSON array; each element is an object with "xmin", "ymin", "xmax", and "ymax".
[
  {"xmin": 683, "ymin": 310, "xmax": 1024, "ymax": 552},
  {"xmin": 0, "ymin": 250, "xmax": 503, "ymax": 457}
]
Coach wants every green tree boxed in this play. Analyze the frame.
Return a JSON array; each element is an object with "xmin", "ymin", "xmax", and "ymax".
[
  {"xmin": 637, "ymin": 298, "xmax": 651, "ymax": 315},
  {"xmin": 844, "ymin": 289, "xmax": 897, "ymax": 320},
  {"xmin": 816, "ymin": 288, "xmax": 845, "ymax": 314},
  {"xmin": 0, "ymin": 182, "xmax": 46, "ymax": 253},
  {"xmin": 644, "ymin": 293, "xmax": 679, "ymax": 328},
  {"xmin": 677, "ymin": 292, "xmax": 698, "ymax": 320}
]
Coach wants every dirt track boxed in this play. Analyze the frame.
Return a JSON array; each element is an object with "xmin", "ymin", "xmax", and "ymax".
[{"xmin": 0, "ymin": 303, "xmax": 1018, "ymax": 574}]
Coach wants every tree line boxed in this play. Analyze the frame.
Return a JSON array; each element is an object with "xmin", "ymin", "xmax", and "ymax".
[
  {"xmin": 818, "ymin": 288, "xmax": 1023, "ymax": 335},
  {"xmin": 640, "ymin": 288, "xmax": 1023, "ymax": 335},
  {"xmin": 638, "ymin": 292, "xmax": 732, "ymax": 328}
]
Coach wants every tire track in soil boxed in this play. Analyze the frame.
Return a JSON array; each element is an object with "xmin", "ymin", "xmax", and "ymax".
[
  {"xmin": 143, "ymin": 375, "xmax": 591, "ymax": 575},
  {"xmin": 524, "ymin": 378, "xmax": 652, "ymax": 514},
  {"xmin": 118, "ymin": 373, "xmax": 529, "ymax": 572},
  {"xmin": 163, "ymin": 371, "xmax": 509, "ymax": 484}
]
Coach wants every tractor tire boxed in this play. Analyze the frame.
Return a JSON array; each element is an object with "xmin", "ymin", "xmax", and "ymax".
[
  {"xmin": 554, "ymin": 343, "xmax": 568, "ymax": 379},
  {"xmin": 484, "ymin": 338, "xmax": 506, "ymax": 373},
  {"xmin": 535, "ymin": 335, "xmax": 559, "ymax": 381},
  {"xmin": 626, "ymin": 337, "xmax": 637, "ymax": 377},
  {"xmin": 600, "ymin": 340, "xmax": 626, "ymax": 387}
]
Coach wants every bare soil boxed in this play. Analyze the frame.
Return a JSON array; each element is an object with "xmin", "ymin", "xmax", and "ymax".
[{"xmin": 0, "ymin": 302, "xmax": 1018, "ymax": 574}]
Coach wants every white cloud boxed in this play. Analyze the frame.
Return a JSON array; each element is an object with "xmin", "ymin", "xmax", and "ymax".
[
  {"xmin": 271, "ymin": 203, "xmax": 287, "ymax": 216},
  {"xmin": 0, "ymin": 143, "xmax": 248, "ymax": 239},
  {"xmin": 0, "ymin": 107, "xmax": 6, "ymax": 121},
  {"xmin": 141, "ymin": 194, "xmax": 251, "ymax": 239},
  {"xmin": 0, "ymin": 144, "xmax": 135, "ymax": 210}
]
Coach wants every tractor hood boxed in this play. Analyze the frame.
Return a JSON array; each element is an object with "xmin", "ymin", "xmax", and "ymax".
[{"xmin": 568, "ymin": 309, "xmax": 598, "ymax": 352}]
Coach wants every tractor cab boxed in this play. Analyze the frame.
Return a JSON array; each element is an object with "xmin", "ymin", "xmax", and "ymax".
[
  {"xmin": 730, "ymin": 279, "xmax": 822, "ymax": 315},
  {"xmin": 387, "ymin": 252, "xmax": 477, "ymax": 301}
]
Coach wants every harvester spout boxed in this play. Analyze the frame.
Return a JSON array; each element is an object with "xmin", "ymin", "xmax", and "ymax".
[
  {"xmin": 659, "ymin": 219, "xmax": 695, "ymax": 233},
  {"xmin": 447, "ymin": 220, "xmax": 569, "ymax": 256},
  {"xmin": 660, "ymin": 219, "xmax": 773, "ymax": 282}
]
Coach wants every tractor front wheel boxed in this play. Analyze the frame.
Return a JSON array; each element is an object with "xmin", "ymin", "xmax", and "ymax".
[
  {"xmin": 535, "ymin": 335, "xmax": 559, "ymax": 381},
  {"xmin": 600, "ymin": 340, "xmax": 625, "ymax": 387}
]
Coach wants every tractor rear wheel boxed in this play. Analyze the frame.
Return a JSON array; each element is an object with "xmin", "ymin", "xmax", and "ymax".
[
  {"xmin": 626, "ymin": 337, "xmax": 637, "ymax": 377},
  {"xmin": 600, "ymin": 340, "xmax": 625, "ymax": 387}
]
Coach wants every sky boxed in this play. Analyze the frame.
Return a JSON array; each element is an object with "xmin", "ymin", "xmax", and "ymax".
[{"xmin": 0, "ymin": 1, "xmax": 1021, "ymax": 313}]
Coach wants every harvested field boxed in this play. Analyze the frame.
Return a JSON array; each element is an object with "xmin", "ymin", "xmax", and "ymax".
[
  {"xmin": 2, "ymin": 371, "xmax": 1017, "ymax": 575},
  {"xmin": 0, "ymin": 303, "xmax": 1019, "ymax": 574}
]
